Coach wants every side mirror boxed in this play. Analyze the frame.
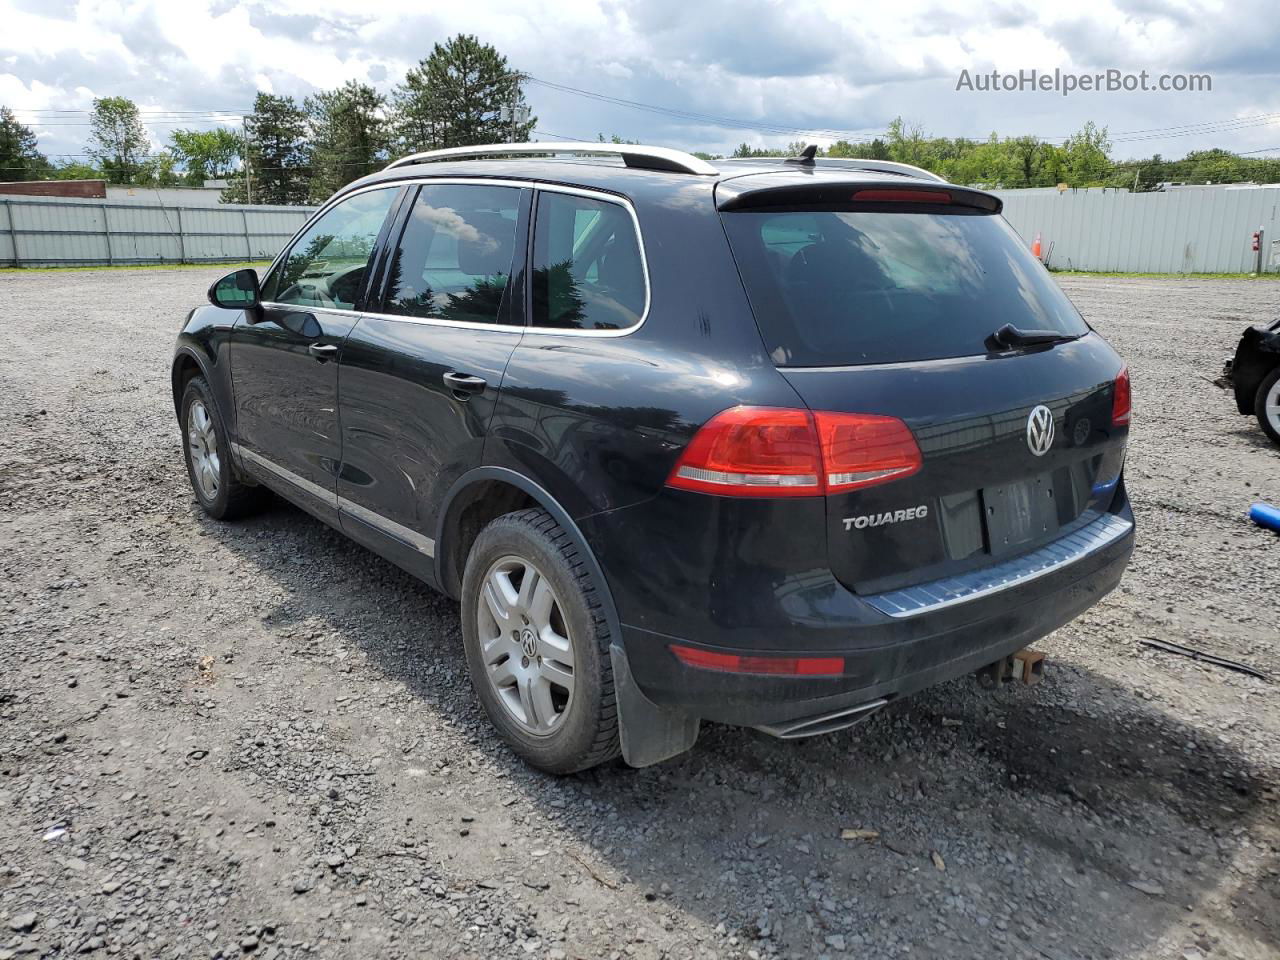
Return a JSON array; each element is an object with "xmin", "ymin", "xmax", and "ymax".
[{"xmin": 208, "ymin": 269, "xmax": 260, "ymax": 310}]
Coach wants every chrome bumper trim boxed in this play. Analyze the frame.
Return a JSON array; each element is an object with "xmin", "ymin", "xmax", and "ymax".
[{"xmin": 865, "ymin": 512, "xmax": 1133, "ymax": 619}]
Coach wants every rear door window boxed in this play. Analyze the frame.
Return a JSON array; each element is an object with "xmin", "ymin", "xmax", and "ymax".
[
  {"xmin": 383, "ymin": 183, "xmax": 524, "ymax": 325},
  {"xmin": 723, "ymin": 209, "xmax": 1089, "ymax": 366},
  {"xmin": 530, "ymin": 192, "xmax": 646, "ymax": 331}
]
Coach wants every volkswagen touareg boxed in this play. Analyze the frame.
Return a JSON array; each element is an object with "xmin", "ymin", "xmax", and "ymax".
[{"xmin": 172, "ymin": 142, "xmax": 1134, "ymax": 773}]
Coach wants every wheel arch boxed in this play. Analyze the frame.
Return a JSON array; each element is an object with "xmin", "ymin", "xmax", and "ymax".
[
  {"xmin": 435, "ymin": 466, "xmax": 700, "ymax": 768},
  {"xmin": 171, "ymin": 346, "xmax": 210, "ymax": 419},
  {"xmin": 434, "ymin": 467, "xmax": 620, "ymax": 639},
  {"xmin": 1231, "ymin": 326, "xmax": 1280, "ymax": 415}
]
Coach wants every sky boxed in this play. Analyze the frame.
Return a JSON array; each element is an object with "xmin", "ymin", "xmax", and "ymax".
[{"xmin": 3, "ymin": 0, "xmax": 1279, "ymax": 167}]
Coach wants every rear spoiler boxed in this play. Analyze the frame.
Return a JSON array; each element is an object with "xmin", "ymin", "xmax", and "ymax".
[{"xmin": 716, "ymin": 173, "xmax": 1002, "ymax": 215}]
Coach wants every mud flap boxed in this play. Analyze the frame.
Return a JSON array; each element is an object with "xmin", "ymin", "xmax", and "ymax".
[{"xmin": 610, "ymin": 643, "xmax": 699, "ymax": 768}]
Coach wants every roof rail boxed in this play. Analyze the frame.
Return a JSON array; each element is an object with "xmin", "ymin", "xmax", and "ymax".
[
  {"xmin": 384, "ymin": 142, "xmax": 719, "ymax": 176},
  {"xmin": 729, "ymin": 156, "xmax": 949, "ymax": 184}
]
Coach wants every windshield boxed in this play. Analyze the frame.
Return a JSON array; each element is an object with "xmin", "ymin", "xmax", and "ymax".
[{"xmin": 722, "ymin": 208, "xmax": 1089, "ymax": 366}]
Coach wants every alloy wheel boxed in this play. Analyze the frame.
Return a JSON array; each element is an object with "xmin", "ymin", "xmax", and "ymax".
[
  {"xmin": 476, "ymin": 555, "xmax": 576, "ymax": 735},
  {"xmin": 187, "ymin": 399, "xmax": 221, "ymax": 501}
]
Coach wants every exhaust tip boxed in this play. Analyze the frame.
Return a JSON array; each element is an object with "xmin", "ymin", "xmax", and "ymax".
[{"xmin": 754, "ymin": 698, "xmax": 889, "ymax": 739}]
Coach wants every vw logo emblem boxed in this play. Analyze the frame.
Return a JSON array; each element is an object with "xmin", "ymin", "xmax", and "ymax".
[
  {"xmin": 1026, "ymin": 405, "xmax": 1055, "ymax": 457},
  {"xmin": 520, "ymin": 628, "xmax": 538, "ymax": 658}
]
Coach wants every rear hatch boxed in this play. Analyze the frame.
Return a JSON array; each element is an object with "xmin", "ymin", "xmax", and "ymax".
[{"xmin": 718, "ymin": 172, "xmax": 1129, "ymax": 595}]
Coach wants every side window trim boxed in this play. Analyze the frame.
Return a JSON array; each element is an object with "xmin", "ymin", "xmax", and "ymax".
[
  {"xmin": 528, "ymin": 187, "xmax": 650, "ymax": 336},
  {"xmin": 284, "ymin": 178, "xmax": 648, "ymax": 337}
]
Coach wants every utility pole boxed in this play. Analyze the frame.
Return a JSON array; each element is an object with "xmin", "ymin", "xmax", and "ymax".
[
  {"xmin": 503, "ymin": 73, "xmax": 529, "ymax": 144},
  {"xmin": 242, "ymin": 115, "xmax": 252, "ymax": 205}
]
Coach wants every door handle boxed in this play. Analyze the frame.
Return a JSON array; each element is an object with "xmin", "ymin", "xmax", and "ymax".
[
  {"xmin": 442, "ymin": 371, "xmax": 487, "ymax": 398},
  {"xmin": 308, "ymin": 342, "xmax": 339, "ymax": 362}
]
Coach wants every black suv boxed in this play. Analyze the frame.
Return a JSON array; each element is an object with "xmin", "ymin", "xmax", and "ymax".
[{"xmin": 173, "ymin": 142, "xmax": 1134, "ymax": 773}]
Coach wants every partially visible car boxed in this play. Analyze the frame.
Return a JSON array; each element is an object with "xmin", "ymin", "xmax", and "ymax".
[{"xmin": 1219, "ymin": 318, "xmax": 1280, "ymax": 446}]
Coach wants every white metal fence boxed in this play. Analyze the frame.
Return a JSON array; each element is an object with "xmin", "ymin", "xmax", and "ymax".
[
  {"xmin": 4, "ymin": 185, "xmax": 1279, "ymax": 274},
  {"xmin": 994, "ymin": 186, "xmax": 1280, "ymax": 274},
  {"xmin": 0, "ymin": 196, "xmax": 317, "ymax": 267}
]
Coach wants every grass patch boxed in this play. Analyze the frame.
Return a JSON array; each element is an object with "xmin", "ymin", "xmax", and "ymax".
[
  {"xmin": 1049, "ymin": 269, "xmax": 1280, "ymax": 280},
  {"xmin": 0, "ymin": 260, "xmax": 272, "ymax": 275}
]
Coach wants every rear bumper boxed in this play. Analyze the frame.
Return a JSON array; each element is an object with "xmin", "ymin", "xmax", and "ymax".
[{"xmin": 610, "ymin": 505, "xmax": 1133, "ymax": 729}]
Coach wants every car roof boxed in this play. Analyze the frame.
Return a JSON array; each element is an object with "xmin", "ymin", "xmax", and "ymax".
[{"xmin": 332, "ymin": 144, "xmax": 995, "ymax": 212}]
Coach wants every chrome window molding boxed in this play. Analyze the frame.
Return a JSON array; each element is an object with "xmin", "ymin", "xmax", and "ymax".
[{"xmin": 257, "ymin": 178, "xmax": 651, "ymax": 339}]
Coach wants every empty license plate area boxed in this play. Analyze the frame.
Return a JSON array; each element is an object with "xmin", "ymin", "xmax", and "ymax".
[{"xmin": 982, "ymin": 475, "xmax": 1060, "ymax": 555}]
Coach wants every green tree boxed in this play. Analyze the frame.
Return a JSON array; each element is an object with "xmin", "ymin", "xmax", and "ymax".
[
  {"xmin": 170, "ymin": 127, "xmax": 241, "ymax": 184},
  {"xmin": 136, "ymin": 150, "xmax": 182, "ymax": 187},
  {"xmin": 828, "ymin": 138, "xmax": 891, "ymax": 160},
  {"xmin": 1060, "ymin": 121, "xmax": 1111, "ymax": 186},
  {"xmin": 222, "ymin": 93, "xmax": 310, "ymax": 205},
  {"xmin": 885, "ymin": 117, "xmax": 932, "ymax": 167},
  {"xmin": 49, "ymin": 160, "xmax": 102, "ymax": 181},
  {"xmin": 305, "ymin": 80, "xmax": 390, "ymax": 201},
  {"xmin": 730, "ymin": 143, "xmax": 788, "ymax": 157},
  {"xmin": 87, "ymin": 96, "xmax": 150, "ymax": 184},
  {"xmin": 0, "ymin": 106, "xmax": 47, "ymax": 181},
  {"xmin": 391, "ymin": 34, "xmax": 533, "ymax": 153}
]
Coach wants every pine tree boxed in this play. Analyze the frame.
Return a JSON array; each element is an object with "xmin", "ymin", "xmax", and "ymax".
[
  {"xmin": 222, "ymin": 93, "xmax": 310, "ymax": 205},
  {"xmin": 305, "ymin": 81, "xmax": 389, "ymax": 202},
  {"xmin": 391, "ymin": 34, "xmax": 533, "ymax": 154},
  {"xmin": 0, "ymin": 106, "xmax": 47, "ymax": 181}
]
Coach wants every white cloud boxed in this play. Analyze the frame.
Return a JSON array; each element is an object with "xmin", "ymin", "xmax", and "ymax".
[{"xmin": 1, "ymin": 0, "xmax": 1277, "ymax": 163}]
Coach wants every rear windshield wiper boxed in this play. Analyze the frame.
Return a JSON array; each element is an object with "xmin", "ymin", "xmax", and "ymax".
[{"xmin": 991, "ymin": 323, "xmax": 1081, "ymax": 349}]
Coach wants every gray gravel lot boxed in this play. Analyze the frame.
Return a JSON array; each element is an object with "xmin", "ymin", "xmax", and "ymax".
[{"xmin": 1, "ymin": 267, "xmax": 1277, "ymax": 960}]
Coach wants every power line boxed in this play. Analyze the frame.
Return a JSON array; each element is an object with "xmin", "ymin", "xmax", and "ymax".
[
  {"xmin": 526, "ymin": 77, "xmax": 886, "ymax": 140},
  {"xmin": 526, "ymin": 75, "xmax": 1280, "ymax": 146}
]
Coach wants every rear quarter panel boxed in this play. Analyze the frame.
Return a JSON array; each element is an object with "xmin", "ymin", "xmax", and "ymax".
[{"xmin": 486, "ymin": 178, "xmax": 801, "ymax": 519}]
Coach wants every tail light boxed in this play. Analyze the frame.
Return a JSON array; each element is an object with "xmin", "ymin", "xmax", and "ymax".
[
  {"xmin": 666, "ymin": 406, "xmax": 921, "ymax": 497},
  {"xmin": 1112, "ymin": 366, "xmax": 1131, "ymax": 426},
  {"xmin": 817, "ymin": 412, "xmax": 922, "ymax": 492}
]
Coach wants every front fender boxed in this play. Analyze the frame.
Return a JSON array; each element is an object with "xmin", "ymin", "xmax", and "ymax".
[{"xmin": 171, "ymin": 303, "xmax": 243, "ymax": 434}]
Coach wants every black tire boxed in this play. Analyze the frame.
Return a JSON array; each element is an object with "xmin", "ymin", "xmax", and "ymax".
[
  {"xmin": 179, "ymin": 376, "xmax": 268, "ymax": 521},
  {"xmin": 460, "ymin": 508, "xmax": 620, "ymax": 774},
  {"xmin": 1255, "ymin": 366, "xmax": 1280, "ymax": 447}
]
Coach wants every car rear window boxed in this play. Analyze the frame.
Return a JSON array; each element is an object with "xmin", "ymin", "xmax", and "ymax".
[{"xmin": 722, "ymin": 209, "xmax": 1089, "ymax": 366}]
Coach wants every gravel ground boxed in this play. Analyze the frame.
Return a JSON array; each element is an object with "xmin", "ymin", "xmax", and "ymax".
[{"xmin": 1, "ymin": 268, "xmax": 1277, "ymax": 960}]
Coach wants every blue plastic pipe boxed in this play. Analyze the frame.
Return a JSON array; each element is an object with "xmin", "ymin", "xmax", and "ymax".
[{"xmin": 1250, "ymin": 502, "xmax": 1280, "ymax": 533}]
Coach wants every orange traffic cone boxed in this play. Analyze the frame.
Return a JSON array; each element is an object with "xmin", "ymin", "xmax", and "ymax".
[{"xmin": 1031, "ymin": 232, "xmax": 1042, "ymax": 259}]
